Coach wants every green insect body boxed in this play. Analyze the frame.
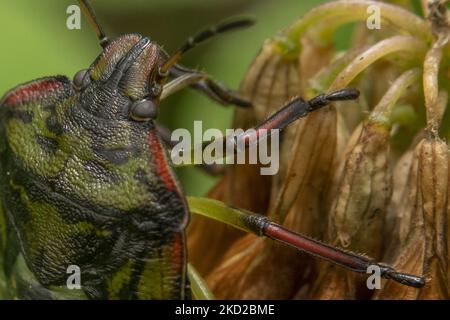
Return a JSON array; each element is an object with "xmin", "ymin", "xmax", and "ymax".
[{"xmin": 0, "ymin": 35, "xmax": 189, "ymax": 300}]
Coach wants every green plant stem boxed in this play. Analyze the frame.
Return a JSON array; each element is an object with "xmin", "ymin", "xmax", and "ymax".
[
  {"xmin": 188, "ymin": 264, "xmax": 215, "ymax": 300},
  {"xmin": 329, "ymin": 36, "xmax": 427, "ymax": 91},
  {"xmin": 308, "ymin": 46, "xmax": 369, "ymax": 94},
  {"xmin": 271, "ymin": 0, "xmax": 432, "ymax": 56},
  {"xmin": 369, "ymin": 68, "xmax": 422, "ymax": 126}
]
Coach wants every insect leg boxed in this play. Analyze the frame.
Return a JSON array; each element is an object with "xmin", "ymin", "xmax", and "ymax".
[
  {"xmin": 171, "ymin": 88, "xmax": 360, "ymax": 166},
  {"xmin": 161, "ymin": 65, "xmax": 251, "ymax": 108},
  {"xmin": 232, "ymin": 88, "xmax": 360, "ymax": 147},
  {"xmin": 188, "ymin": 264, "xmax": 215, "ymax": 300},
  {"xmin": 187, "ymin": 197, "xmax": 426, "ymax": 289}
]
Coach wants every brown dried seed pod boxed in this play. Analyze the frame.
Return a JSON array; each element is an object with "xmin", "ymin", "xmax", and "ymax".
[
  {"xmin": 200, "ymin": 0, "xmax": 444, "ymax": 300},
  {"xmin": 206, "ymin": 235, "xmax": 308, "ymax": 299},
  {"xmin": 310, "ymin": 121, "xmax": 391, "ymax": 300},
  {"xmin": 268, "ymin": 104, "xmax": 340, "ymax": 239},
  {"xmin": 311, "ymin": 69, "xmax": 420, "ymax": 300},
  {"xmin": 384, "ymin": 148, "xmax": 415, "ymax": 254},
  {"xmin": 240, "ymin": 40, "xmax": 301, "ymax": 122},
  {"xmin": 375, "ymin": 137, "xmax": 450, "ymax": 299},
  {"xmin": 268, "ymin": 36, "xmax": 348, "ymax": 224},
  {"xmin": 333, "ymin": 122, "xmax": 391, "ymax": 256}
]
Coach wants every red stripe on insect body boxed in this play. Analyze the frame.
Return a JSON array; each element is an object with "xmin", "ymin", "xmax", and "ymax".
[
  {"xmin": 3, "ymin": 79, "xmax": 64, "ymax": 106},
  {"xmin": 147, "ymin": 129, "xmax": 177, "ymax": 192},
  {"xmin": 148, "ymin": 129, "xmax": 190, "ymax": 231},
  {"xmin": 171, "ymin": 232, "xmax": 184, "ymax": 267},
  {"xmin": 163, "ymin": 232, "xmax": 186, "ymax": 299}
]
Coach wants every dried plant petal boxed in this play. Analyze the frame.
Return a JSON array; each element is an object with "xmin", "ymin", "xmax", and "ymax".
[
  {"xmin": 375, "ymin": 137, "xmax": 450, "ymax": 299},
  {"xmin": 197, "ymin": 0, "xmax": 450, "ymax": 300},
  {"xmin": 384, "ymin": 147, "xmax": 416, "ymax": 252},
  {"xmin": 333, "ymin": 122, "xmax": 391, "ymax": 254},
  {"xmin": 310, "ymin": 121, "xmax": 390, "ymax": 300},
  {"xmin": 206, "ymin": 236, "xmax": 308, "ymax": 299},
  {"xmin": 310, "ymin": 69, "xmax": 420, "ymax": 299},
  {"xmin": 240, "ymin": 42, "xmax": 301, "ymax": 122}
]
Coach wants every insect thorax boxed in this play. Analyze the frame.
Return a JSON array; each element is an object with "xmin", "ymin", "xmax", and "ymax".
[{"xmin": 0, "ymin": 73, "xmax": 188, "ymax": 299}]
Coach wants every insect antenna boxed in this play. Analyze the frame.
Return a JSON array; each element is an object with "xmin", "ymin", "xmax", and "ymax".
[
  {"xmin": 159, "ymin": 17, "xmax": 255, "ymax": 77},
  {"xmin": 79, "ymin": 0, "xmax": 109, "ymax": 48}
]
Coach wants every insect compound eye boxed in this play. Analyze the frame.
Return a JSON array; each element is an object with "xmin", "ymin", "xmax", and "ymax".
[
  {"xmin": 130, "ymin": 99, "xmax": 158, "ymax": 122},
  {"xmin": 73, "ymin": 69, "xmax": 91, "ymax": 90}
]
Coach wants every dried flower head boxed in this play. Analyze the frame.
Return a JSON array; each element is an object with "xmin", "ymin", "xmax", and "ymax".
[{"xmin": 188, "ymin": 0, "xmax": 450, "ymax": 299}]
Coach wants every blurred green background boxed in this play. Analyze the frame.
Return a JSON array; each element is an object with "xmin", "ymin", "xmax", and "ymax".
[{"xmin": 0, "ymin": 0, "xmax": 328, "ymax": 196}]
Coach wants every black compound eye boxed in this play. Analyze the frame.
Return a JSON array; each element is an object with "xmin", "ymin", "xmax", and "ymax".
[
  {"xmin": 73, "ymin": 69, "xmax": 90, "ymax": 90},
  {"xmin": 130, "ymin": 99, "xmax": 158, "ymax": 121}
]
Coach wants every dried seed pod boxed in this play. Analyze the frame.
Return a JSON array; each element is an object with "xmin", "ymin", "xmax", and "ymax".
[
  {"xmin": 240, "ymin": 40, "xmax": 301, "ymax": 122},
  {"xmin": 334, "ymin": 122, "xmax": 391, "ymax": 255},
  {"xmin": 200, "ymin": 0, "xmax": 445, "ymax": 300},
  {"xmin": 310, "ymin": 120, "xmax": 391, "ymax": 300},
  {"xmin": 385, "ymin": 126, "xmax": 438, "ymax": 253},
  {"xmin": 206, "ymin": 235, "xmax": 308, "ymax": 299},
  {"xmin": 384, "ymin": 148, "xmax": 415, "ymax": 253},
  {"xmin": 310, "ymin": 69, "xmax": 420, "ymax": 299},
  {"xmin": 375, "ymin": 137, "xmax": 450, "ymax": 299},
  {"xmin": 335, "ymin": 69, "xmax": 419, "ymax": 250}
]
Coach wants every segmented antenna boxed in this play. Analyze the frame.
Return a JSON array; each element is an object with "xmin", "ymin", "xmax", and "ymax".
[
  {"xmin": 159, "ymin": 17, "xmax": 255, "ymax": 76},
  {"xmin": 79, "ymin": 0, "xmax": 109, "ymax": 48}
]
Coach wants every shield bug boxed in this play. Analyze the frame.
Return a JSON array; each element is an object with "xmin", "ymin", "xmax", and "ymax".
[{"xmin": 0, "ymin": 0, "xmax": 425, "ymax": 300}]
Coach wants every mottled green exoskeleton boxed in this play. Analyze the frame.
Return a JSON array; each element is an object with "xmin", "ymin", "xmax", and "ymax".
[{"xmin": 0, "ymin": 1, "xmax": 425, "ymax": 300}]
